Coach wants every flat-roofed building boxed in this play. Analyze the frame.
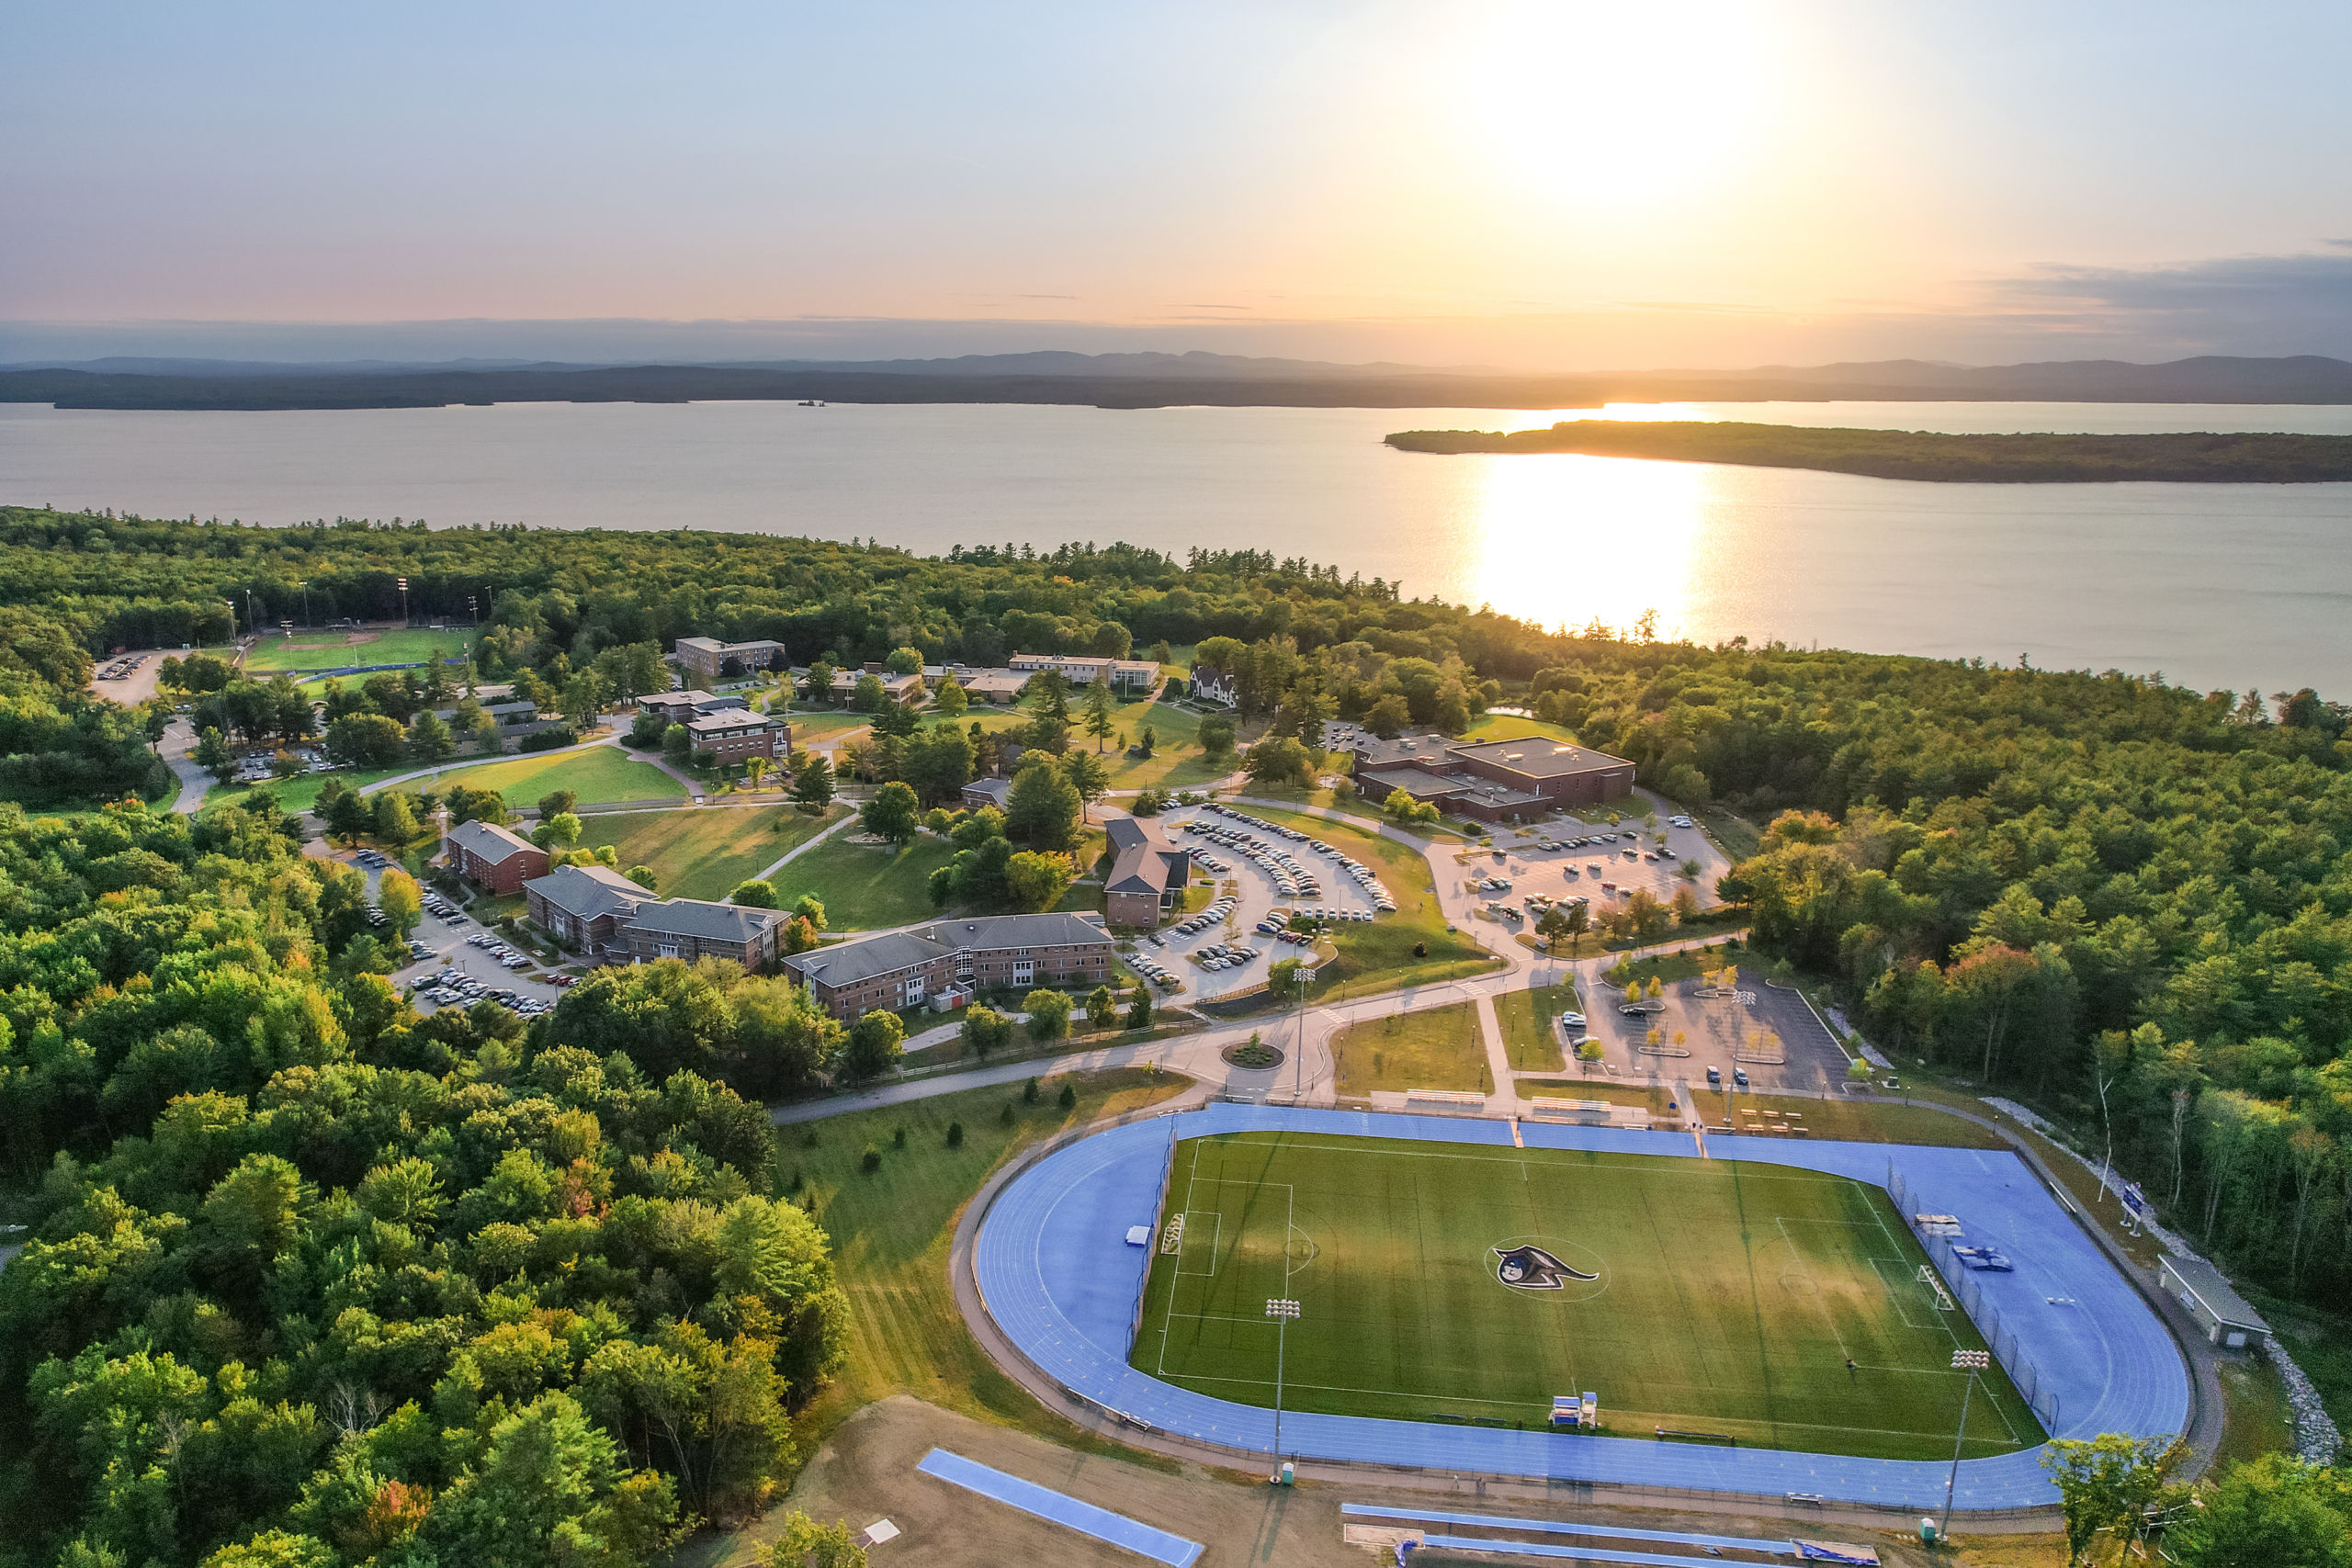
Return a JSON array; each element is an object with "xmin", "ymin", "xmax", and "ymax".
[
  {"xmin": 1103, "ymin": 817, "xmax": 1190, "ymax": 927},
  {"xmin": 829, "ymin": 663, "xmax": 926, "ymax": 705},
  {"xmin": 673, "ymin": 637, "xmax": 784, "ymax": 682},
  {"xmin": 1009, "ymin": 651, "xmax": 1161, "ymax": 693},
  {"xmin": 955, "ymin": 668, "xmax": 1034, "ymax": 705},
  {"xmin": 1345, "ymin": 732, "xmax": 1634, "ymax": 823},
  {"xmin": 446, "ymin": 818, "xmax": 548, "ymax": 894},
  {"xmin": 684, "ymin": 710, "xmax": 787, "ymax": 764},
  {"xmin": 639, "ymin": 689, "xmax": 748, "ymax": 723},
  {"xmin": 781, "ymin": 911, "xmax": 1114, "ymax": 1020}
]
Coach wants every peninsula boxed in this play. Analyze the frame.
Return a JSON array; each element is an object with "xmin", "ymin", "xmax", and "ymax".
[{"xmin": 1383, "ymin": 419, "xmax": 2352, "ymax": 483}]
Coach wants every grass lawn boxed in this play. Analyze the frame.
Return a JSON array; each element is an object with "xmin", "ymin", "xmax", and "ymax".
[
  {"xmin": 1604, "ymin": 942, "xmax": 1743, "ymax": 990},
  {"xmin": 1329, "ymin": 1000, "xmax": 1492, "ymax": 1095},
  {"xmin": 572, "ymin": 803, "xmax": 846, "ymax": 900},
  {"xmin": 203, "ymin": 765, "xmax": 409, "ymax": 816},
  {"xmin": 772, "ymin": 832, "xmax": 959, "ymax": 930},
  {"xmin": 1496, "ymin": 982, "xmax": 1581, "ymax": 1072},
  {"xmin": 243, "ymin": 626, "xmax": 472, "ymax": 672},
  {"xmin": 785, "ymin": 1067, "xmax": 1193, "ymax": 1457},
  {"xmin": 1699, "ymin": 1092, "xmax": 2010, "ymax": 1149},
  {"xmin": 412, "ymin": 746, "xmax": 686, "ymax": 806},
  {"xmin": 1088, "ymin": 695, "xmax": 1230, "ymax": 791},
  {"xmin": 1135, "ymin": 1131, "xmax": 2042, "ymax": 1459},
  {"xmin": 1518, "ymin": 1079, "xmax": 1679, "ymax": 1115},
  {"xmin": 1233, "ymin": 804, "xmax": 1498, "ymax": 1001},
  {"xmin": 780, "ymin": 710, "xmax": 875, "ymax": 744}
]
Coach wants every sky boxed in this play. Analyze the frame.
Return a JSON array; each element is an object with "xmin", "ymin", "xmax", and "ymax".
[{"xmin": 5, "ymin": 1, "xmax": 2351, "ymax": 369}]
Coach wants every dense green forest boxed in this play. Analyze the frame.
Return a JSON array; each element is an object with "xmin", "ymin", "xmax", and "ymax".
[
  {"xmin": 1385, "ymin": 419, "xmax": 2352, "ymax": 482},
  {"xmin": 3, "ymin": 505, "xmax": 2352, "ymax": 1559}
]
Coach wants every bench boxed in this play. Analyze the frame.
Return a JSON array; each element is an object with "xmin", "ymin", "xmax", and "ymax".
[{"xmin": 1407, "ymin": 1089, "xmax": 1487, "ymax": 1108}]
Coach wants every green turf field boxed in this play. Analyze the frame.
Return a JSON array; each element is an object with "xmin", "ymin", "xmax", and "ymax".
[
  {"xmin": 1132, "ymin": 1132, "xmax": 2042, "ymax": 1461},
  {"xmin": 242, "ymin": 627, "xmax": 473, "ymax": 672}
]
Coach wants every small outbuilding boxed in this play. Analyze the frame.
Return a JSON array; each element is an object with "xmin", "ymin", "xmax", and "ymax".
[{"xmin": 2158, "ymin": 1255, "xmax": 2268, "ymax": 1348}]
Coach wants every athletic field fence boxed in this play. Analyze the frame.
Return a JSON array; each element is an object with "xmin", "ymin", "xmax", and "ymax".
[{"xmin": 1886, "ymin": 1160, "xmax": 2062, "ymax": 1432}]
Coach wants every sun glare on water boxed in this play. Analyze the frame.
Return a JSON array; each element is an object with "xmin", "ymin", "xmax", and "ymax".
[{"xmin": 1453, "ymin": 452, "xmax": 1716, "ymax": 637}]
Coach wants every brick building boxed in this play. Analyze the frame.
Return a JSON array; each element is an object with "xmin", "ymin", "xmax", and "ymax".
[
  {"xmin": 673, "ymin": 637, "xmax": 784, "ymax": 682},
  {"xmin": 524, "ymin": 863, "xmax": 649, "ymax": 960},
  {"xmin": 1348, "ymin": 732, "xmax": 1635, "ymax": 823},
  {"xmin": 779, "ymin": 911, "xmax": 1114, "ymax": 1020},
  {"xmin": 618, "ymin": 898, "xmax": 781, "ymax": 971},
  {"xmin": 1103, "ymin": 817, "xmax": 1190, "ymax": 927},
  {"xmin": 446, "ymin": 819, "xmax": 548, "ymax": 895},
  {"xmin": 684, "ymin": 710, "xmax": 787, "ymax": 764}
]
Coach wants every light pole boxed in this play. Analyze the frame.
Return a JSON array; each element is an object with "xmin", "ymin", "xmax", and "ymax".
[
  {"xmin": 1293, "ymin": 963, "xmax": 1310, "ymax": 1101},
  {"xmin": 298, "ymin": 579, "xmax": 311, "ymax": 629},
  {"xmin": 1940, "ymin": 1348, "xmax": 1991, "ymax": 1540},
  {"xmin": 1266, "ymin": 1297, "xmax": 1301, "ymax": 1482},
  {"xmin": 221, "ymin": 598, "xmax": 237, "ymax": 644},
  {"xmin": 396, "ymin": 576, "xmax": 410, "ymax": 627}
]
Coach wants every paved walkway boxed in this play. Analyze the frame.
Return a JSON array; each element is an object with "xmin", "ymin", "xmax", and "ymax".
[
  {"xmin": 160, "ymin": 717, "xmax": 215, "ymax": 814},
  {"xmin": 754, "ymin": 808, "xmax": 856, "ymax": 881}
]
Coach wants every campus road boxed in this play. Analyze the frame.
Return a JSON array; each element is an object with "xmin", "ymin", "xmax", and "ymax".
[{"xmin": 774, "ymin": 792, "xmax": 1749, "ymax": 1128}]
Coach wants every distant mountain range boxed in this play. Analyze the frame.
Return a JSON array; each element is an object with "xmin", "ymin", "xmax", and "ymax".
[{"xmin": 5, "ymin": 352, "xmax": 2351, "ymax": 410}]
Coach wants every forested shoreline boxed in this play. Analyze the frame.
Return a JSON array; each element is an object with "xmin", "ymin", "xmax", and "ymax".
[
  {"xmin": 2, "ymin": 505, "xmax": 2351, "ymax": 1560},
  {"xmin": 1386, "ymin": 419, "xmax": 2352, "ymax": 482}
]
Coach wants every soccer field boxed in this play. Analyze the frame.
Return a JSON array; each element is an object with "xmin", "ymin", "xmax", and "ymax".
[{"xmin": 1132, "ymin": 1132, "xmax": 2044, "ymax": 1461}]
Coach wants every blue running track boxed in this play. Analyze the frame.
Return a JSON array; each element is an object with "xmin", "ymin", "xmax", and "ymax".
[
  {"xmin": 970, "ymin": 1104, "xmax": 2189, "ymax": 1510},
  {"xmin": 915, "ymin": 1448, "xmax": 1203, "ymax": 1565}
]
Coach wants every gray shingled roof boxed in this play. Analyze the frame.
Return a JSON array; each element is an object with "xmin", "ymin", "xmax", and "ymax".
[
  {"xmin": 628, "ymin": 898, "xmax": 777, "ymax": 942},
  {"xmin": 525, "ymin": 863, "xmax": 647, "ymax": 921},
  {"xmin": 923, "ymin": 912, "xmax": 1110, "ymax": 950},
  {"xmin": 685, "ymin": 711, "xmax": 776, "ymax": 736},
  {"xmin": 1105, "ymin": 818, "xmax": 1186, "ymax": 897},
  {"xmin": 447, "ymin": 818, "xmax": 540, "ymax": 863},
  {"xmin": 782, "ymin": 930, "xmax": 957, "ymax": 988},
  {"xmin": 2162, "ymin": 1255, "xmax": 2269, "ymax": 1330}
]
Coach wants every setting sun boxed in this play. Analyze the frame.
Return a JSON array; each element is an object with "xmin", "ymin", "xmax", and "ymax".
[{"xmin": 1459, "ymin": 0, "xmax": 1777, "ymax": 211}]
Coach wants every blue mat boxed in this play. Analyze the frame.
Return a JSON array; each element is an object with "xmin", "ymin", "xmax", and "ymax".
[
  {"xmin": 915, "ymin": 1448, "xmax": 1203, "ymax": 1566},
  {"xmin": 972, "ymin": 1104, "xmax": 2191, "ymax": 1510}
]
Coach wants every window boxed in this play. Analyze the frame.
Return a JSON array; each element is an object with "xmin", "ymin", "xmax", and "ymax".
[{"xmin": 658, "ymin": 943, "xmax": 681, "ymax": 959}]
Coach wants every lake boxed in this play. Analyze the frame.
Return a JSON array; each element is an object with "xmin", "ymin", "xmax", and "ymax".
[{"xmin": 4, "ymin": 398, "xmax": 2350, "ymax": 695}]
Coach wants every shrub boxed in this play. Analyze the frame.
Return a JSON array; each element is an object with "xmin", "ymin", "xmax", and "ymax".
[
  {"xmin": 517, "ymin": 725, "xmax": 578, "ymax": 753},
  {"xmin": 891, "ymin": 1124, "xmax": 908, "ymax": 1149},
  {"xmin": 860, "ymin": 1144, "xmax": 882, "ymax": 1174},
  {"xmin": 1057, "ymin": 1079, "xmax": 1077, "ymax": 1110},
  {"xmin": 1000, "ymin": 1101, "xmax": 1016, "ymax": 1125},
  {"xmin": 1023, "ymin": 1077, "xmax": 1040, "ymax": 1104},
  {"xmin": 945, "ymin": 1121, "xmax": 964, "ymax": 1148}
]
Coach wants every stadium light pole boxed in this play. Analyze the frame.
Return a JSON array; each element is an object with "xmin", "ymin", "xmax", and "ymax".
[
  {"xmin": 1266, "ymin": 1297, "xmax": 1300, "ymax": 1480},
  {"xmin": 1940, "ymin": 1348, "xmax": 1991, "ymax": 1540}
]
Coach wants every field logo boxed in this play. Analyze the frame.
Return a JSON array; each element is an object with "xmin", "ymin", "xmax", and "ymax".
[{"xmin": 1491, "ymin": 1243, "xmax": 1598, "ymax": 1292}]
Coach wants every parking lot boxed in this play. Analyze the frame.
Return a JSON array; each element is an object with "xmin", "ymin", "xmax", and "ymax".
[
  {"xmin": 1577, "ymin": 970, "xmax": 1855, "ymax": 1103},
  {"xmin": 1453, "ymin": 806, "xmax": 1728, "ymax": 937},
  {"xmin": 334, "ymin": 848, "xmax": 571, "ymax": 1020},
  {"xmin": 1130, "ymin": 806, "xmax": 1398, "ymax": 1000}
]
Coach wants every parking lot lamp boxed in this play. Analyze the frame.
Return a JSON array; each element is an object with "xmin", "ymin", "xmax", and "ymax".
[{"xmin": 1940, "ymin": 1348, "xmax": 1992, "ymax": 1539}]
